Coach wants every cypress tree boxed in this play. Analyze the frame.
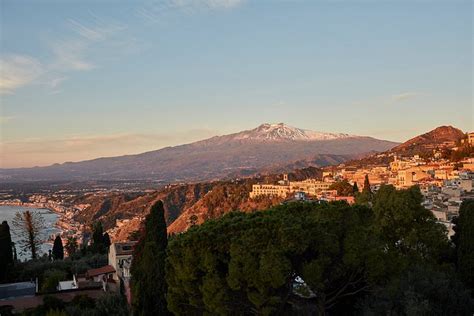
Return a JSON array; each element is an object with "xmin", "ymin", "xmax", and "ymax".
[
  {"xmin": 353, "ymin": 182, "xmax": 359, "ymax": 194},
  {"xmin": 103, "ymin": 232, "xmax": 111, "ymax": 251},
  {"xmin": 92, "ymin": 222, "xmax": 104, "ymax": 246},
  {"xmin": 0, "ymin": 221, "xmax": 14, "ymax": 282},
  {"xmin": 52, "ymin": 235, "xmax": 64, "ymax": 260},
  {"xmin": 131, "ymin": 200, "xmax": 169, "ymax": 315},
  {"xmin": 363, "ymin": 174, "xmax": 372, "ymax": 194}
]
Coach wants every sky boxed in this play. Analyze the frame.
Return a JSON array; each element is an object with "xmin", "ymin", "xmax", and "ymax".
[{"xmin": 0, "ymin": 0, "xmax": 472, "ymax": 168}]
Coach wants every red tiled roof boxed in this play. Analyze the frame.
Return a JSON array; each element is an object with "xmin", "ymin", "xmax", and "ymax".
[{"xmin": 86, "ymin": 265, "xmax": 115, "ymax": 278}]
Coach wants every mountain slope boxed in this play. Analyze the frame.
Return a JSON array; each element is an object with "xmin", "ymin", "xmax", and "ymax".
[
  {"xmin": 0, "ymin": 123, "xmax": 398, "ymax": 182},
  {"xmin": 341, "ymin": 125, "xmax": 466, "ymax": 167},
  {"xmin": 390, "ymin": 125, "xmax": 465, "ymax": 154}
]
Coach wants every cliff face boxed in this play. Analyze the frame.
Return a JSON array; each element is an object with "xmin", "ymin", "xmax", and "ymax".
[
  {"xmin": 71, "ymin": 166, "xmax": 325, "ymax": 239},
  {"xmin": 167, "ymin": 182, "xmax": 282, "ymax": 234},
  {"xmin": 73, "ymin": 182, "xmax": 214, "ymax": 232}
]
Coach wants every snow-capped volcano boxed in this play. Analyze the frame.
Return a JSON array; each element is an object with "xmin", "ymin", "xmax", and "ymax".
[
  {"xmin": 1, "ymin": 122, "xmax": 397, "ymax": 182},
  {"xmin": 232, "ymin": 123, "xmax": 354, "ymax": 141}
]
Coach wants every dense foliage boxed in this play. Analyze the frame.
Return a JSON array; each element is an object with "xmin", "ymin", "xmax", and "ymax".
[
  {"xmin": 90, "ymin": 222, "xmax": 111, "ymax": 254},
  {"xmin": 166, "ymin": 186, "xmax": 473, "ymax": 315},
  {"xmin": 453, "ymin": 200, "xmax": 474, "ymax": 290},
  {"xmin": 19, "ymin": 293, "xmax": 128, "ymax": 316},
  {"xmin": 328, "ymin": 179, "xmax": 354, "ymax": 196}
]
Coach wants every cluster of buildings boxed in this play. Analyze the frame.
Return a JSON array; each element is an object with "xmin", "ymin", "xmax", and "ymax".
[
  {"xmin": 250, "ymin": 174, "xmax": 333, "ymax": 198},
  {"xmin": 0, "ymin": 241, "xmax": 137, "ymax": 312},
  {"xmin": 250, "ymin": 147, "xmax": 474, "ymax": 236}
]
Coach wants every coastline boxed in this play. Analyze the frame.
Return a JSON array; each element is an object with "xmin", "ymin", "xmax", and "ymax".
[{"xmin": 0, "ymin": 201, "xmax": 81, "ymax": 241}]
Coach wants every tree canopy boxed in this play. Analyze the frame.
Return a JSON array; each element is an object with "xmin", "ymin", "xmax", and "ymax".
[
  {"xmin": 328, "ymin": 179, "xmax": 354, "ymax": 196},
  {"xmin": 165, "ymin": 187, "xmax": 466, "ymax": 315},
  {"xmin": 453, "ymin": 199, "xmax": 474, "ymax": 290},
  {"xmin": 166, "ymin": 202, "xmax": 389, "ymax": 315}
]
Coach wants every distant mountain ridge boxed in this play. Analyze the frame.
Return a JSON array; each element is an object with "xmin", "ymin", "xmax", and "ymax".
[{"xmin": 0, "ymin": 123, "xmax": 398, "ymax": 182}]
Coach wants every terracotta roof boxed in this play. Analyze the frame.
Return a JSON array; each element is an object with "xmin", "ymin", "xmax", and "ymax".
[{"xmin": 86, "ymin": 265, "xmax": 115, "ymax": 278}]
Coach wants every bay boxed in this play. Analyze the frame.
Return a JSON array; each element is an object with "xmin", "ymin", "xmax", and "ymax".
[{"xmin": 0, "ymin": 205, "xmax": 61, "ymax": 261}]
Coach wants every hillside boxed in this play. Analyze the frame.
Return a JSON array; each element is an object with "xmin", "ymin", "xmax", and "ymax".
[
  {"xmin": 71, "ymin": 166, "xmax": 324, "ymax": 238},
  {"xmin": 0, "ymin": 123, "xmax": 397, "ymax": 183},
  {"xmin": 390, "ymin": 125, "xmax": 465, "ymax": 155},
  {"xmin": 341, "ymin": 125, "xmax": 467, "ymax": 167}
]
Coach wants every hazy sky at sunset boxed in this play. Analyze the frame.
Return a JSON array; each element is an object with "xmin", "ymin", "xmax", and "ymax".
[{"xmin": 1, "ymin": 0, "xmax": 472, "ymax": 168}]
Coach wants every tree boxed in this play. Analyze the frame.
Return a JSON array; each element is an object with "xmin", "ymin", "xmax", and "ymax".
[
  {"xmin": 356, "ymin": 175, "xmax": 373, "ymax": 205},
  {"xmin": 41, "ymin": 269, "xmax": 67, "ymax": 292},
  {"xmin": 12, "ymin": 210, "xmax": 46, "ymax": 260},
  {"xmin": 64, "ymin": 236, "xmax": 78, "ymax": 257},
  {"xmin": 92, "ymin": 222, "xmax": 104, "ymax": 245},
  {"xmin": 131, "ymin": 200, "xmax": 169, "ymax": 315},
  {"xmin": 0, "ymin": 221, "xmax": 14, "ymax": 281},
  {"xmin": 452, "ymin": 199, "xmax": 474, "ymax": 290},
  {"xmin": 94, "ymin": 293, "xmax": 129, "ymax": 316},
  {"xmin": 328, "ymin": 180, "xmax": 354, "ymax": 196},
  {"xmin": 372, "ymin": 185, "xmax": 449, "ymax": 265},
  {"xmin": 90, "ymin": 222, "xmax": 110, "ymax": 254},
  {"xmin": 363, "ymin": 175, "xmax": 371, "ymax": 195},
  {"xmin": 353, "ymin": 182, "xmax": 359, "ymax": 194},
  {"xmin": 362, "ymin": 264, "xmax": 474, "ymax": 315},
  {"xmin": 166, "ymin": 202, "xmax": 385, "ymax": 315},
  {"xmin": 52, "ymin": 235, "xmax": 64, "ymax": 260},
  {"xmin": 103, "ymin": 232, "xmax": 111, "ymax": 250}
]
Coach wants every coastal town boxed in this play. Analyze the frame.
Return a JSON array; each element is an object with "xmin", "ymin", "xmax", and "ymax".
[{"xmin": 249, "ymin": 131, "xmax": 474, "ymax": 236}]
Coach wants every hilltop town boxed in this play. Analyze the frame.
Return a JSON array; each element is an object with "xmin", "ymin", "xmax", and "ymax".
[{"xmin": 249, "ymin": 128, "xmax": 474, "ymax": 236}]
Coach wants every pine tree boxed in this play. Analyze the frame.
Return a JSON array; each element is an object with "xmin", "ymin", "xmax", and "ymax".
[
  {"xmin": 131, "ymin": 200, "xmax": 169, "ymax": 315},
  {"xmin": 52, "ymin": 235, "xmax": 64, "ymax": 260},
  {"xmin": 0, "ymin": 221, "xmax": 14, "ymax": 281}
]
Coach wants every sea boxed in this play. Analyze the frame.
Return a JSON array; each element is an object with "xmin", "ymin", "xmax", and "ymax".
[{"xmin": 0, "ymin": 205, "xmax": 61, "ymax": 261}]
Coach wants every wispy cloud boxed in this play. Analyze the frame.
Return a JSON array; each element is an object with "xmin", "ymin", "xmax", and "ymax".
[
  {"xmin": 172, "ymin": 0, "xmax": 244, "ymax": 9},
  {"xmin": 136, "ymin": 0, "xmax": 244, "ymax": 22},
  {"xmin": 50, "ymin": 39, "xmax": 95, "ymax": 71},
  {"xmin": 0, "ymin": 55, "xmax": 43, "ymax": 95},
  {"xmin": 392, "ymin": 92, "xmax": 424, "ymax": 102},
  {"xmin": 1, "ymin": 16, "xmax": 126, "ymax": 95}
]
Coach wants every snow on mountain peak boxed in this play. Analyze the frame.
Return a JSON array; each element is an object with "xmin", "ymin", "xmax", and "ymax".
[{"xmin": 233, "ymin": 123, "xmax": 355, "ymax": 141}]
